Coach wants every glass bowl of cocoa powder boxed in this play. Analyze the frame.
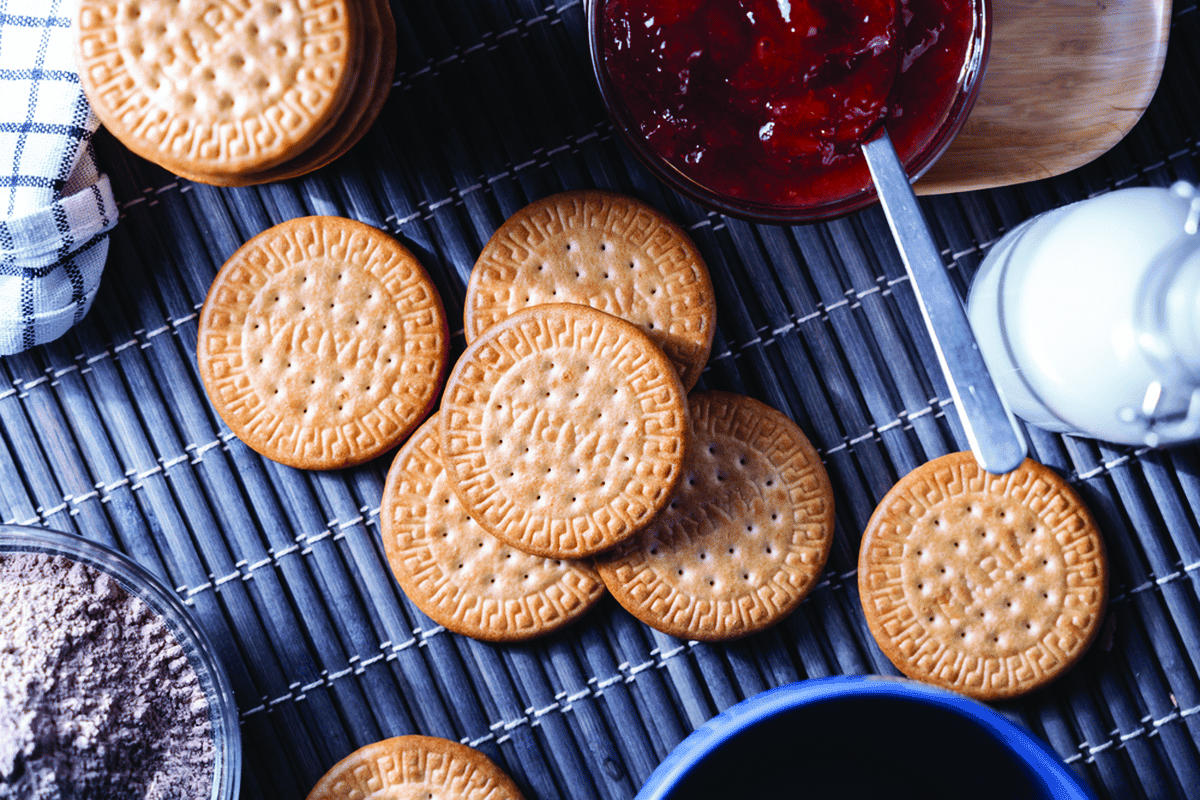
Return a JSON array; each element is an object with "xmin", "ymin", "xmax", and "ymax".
[{"xmin": 0, "ymin": 524, "xmax": 241, "ymax": 800}]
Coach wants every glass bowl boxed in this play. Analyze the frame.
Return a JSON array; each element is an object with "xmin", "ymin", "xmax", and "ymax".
[
  {"xmin": 0, "ymin": 524, "xmax": 241, "ymax": 800},
  {"xmin": 637, "ymin": 676, "xmax": 1093, "ymax": 799},
  {"xmin": 588, "ymin": 0, "xmax": 991, "ymax": 223}
]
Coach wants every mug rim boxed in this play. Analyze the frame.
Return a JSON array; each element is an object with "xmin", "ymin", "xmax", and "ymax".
[{"xmin": 634, "ymin": 675, "xmax": 1093, "ymax": 800}]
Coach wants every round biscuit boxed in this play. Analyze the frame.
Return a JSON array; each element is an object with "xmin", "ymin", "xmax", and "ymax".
[
  {"xmin": 381, "ymin": 414, "xmax": 606, "ymax": 642},
  {"xmin": 197, "ymin": 216, "xmax": 448, "ymax": 470},
  {"xmin": 858, "ymin": 451, "xmax": 1109, "ymax": 701},
  {"xmin": 172, "ymin": 0, "xmax": 396, "ymax": 186},
  {"xmin": 307, "ymin": 735, "xmax": 525, "ymax": 800},
  {"xmin": 77, "ymin": 0, "xmax": 359, "ymax": 176},
  {"xmin": 440, "ymin": 303, "xmax": 689, "ymax": 559},
  {"xmin": 465, "ymin": 190, "xmax": 716, "ymax": 391},
  {"xmin": 596, "ymin": 391, "xmax": 835, "ymax": 641}
]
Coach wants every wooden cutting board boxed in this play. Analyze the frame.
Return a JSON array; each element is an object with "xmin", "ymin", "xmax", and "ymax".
[{"xmin": 917, "ymin": 0, "xmax": 1172, "ymax": 194}]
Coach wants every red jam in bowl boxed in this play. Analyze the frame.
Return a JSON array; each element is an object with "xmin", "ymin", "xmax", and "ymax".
[{"xmin": 596, "ymin": 0, "xmax": 982, "ymax": 218}]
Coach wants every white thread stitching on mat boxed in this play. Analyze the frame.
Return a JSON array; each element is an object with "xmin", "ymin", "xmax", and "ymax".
[
  {"xmin": 1062, "ymin": 702, "xmax": 1200, "ymax": 764},
  {"xmin": 237, "ymin": 626, "xmax": 703, "ymax": 730},
  {"xmin": 390, "ymin": 1, "xmax": 580, "ymax": 92},
  {"xmin": 231, "ymin": 600, "xmax": 1200, "ymax": 767},
  {"xmin": 116, "ymin": 120, "xmax": 614, "ymax": 233},
  {"xmin": 4, "ymin": 326, "xmax": 1194, "ymax": 611},
  {"xmin": 10, "ymin": 418, "xmax": 1198, "ymax": 609},
  {"xmin": 702, "ymin": 281, "xmax": 915, "ymax": 369}
]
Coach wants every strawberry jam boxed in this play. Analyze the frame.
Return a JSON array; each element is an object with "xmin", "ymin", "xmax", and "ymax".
[{"xmin": 598, "ymin": 0, "xmax": 980, "ymax": 215}]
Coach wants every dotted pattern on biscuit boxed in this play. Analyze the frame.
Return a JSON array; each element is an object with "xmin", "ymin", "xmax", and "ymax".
[
  {"xmin": 465, "ymin": 190, "xmax": 715, "ymax": 391},
  {"xmin": 77, "ymin": 0, "xmax": 356, "ymax": 175},
  {"xmin": 858, "ymin": 452, "xmax": 1108, "ymax": 701},
  {"xmin": 440, "ymin": 303, "xmax": 688, "ymax": 559},
  {"xmin": 198, "ymin": 217, "xmax": 447, "ymax": 470},
  {"xmin": 596, "ymin": 390, "xmax": 835, "ymax": 641},
  {"xmin": 381, "ymin": 415, "xmax": 605, "ymax": 641},
  {"xmin": 306, "ymin": 735, "xmax": 525, "ymax": 800}
]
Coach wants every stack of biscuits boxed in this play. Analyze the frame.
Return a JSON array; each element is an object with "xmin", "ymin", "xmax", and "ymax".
[{"xmin": 74, "ymin": 0, "xmax": 395, "ymax": 186}]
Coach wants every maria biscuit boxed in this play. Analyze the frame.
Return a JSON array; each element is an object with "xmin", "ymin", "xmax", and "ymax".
[
  {"xmin": 381, "ymin": 414, "xmax": 606, "ymax": 641},
  {"xmin": 465, "ymin": 190, "xmax": 716, "ymax": 390},
  {"xmin": 439, "ymin": 303, "xmax": 689, "ymax": 559},
  {"xmin": 197, "ymin": 216, "xmax": 447, "ymax": 470},
  {"xmin": 307, "ymin": 735, "xmax": 525, "ymax": 800},
  {"xmin": 858, "ymin": 451, "xmax": 1109, "ymax": 700},
  {"xmin": 596, "ymin": 391, "xmax": 835, "ymax": 641}
]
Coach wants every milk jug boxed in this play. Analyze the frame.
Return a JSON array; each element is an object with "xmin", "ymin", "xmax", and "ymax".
[{"xmin": 966, "ymin": 182, "xmax": 1200, "ymax": 447}]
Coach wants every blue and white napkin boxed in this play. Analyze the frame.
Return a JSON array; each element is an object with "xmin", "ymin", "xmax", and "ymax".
[{"xmin": 0, "ymin": 0, "xmax": 116, "ymax": 355}]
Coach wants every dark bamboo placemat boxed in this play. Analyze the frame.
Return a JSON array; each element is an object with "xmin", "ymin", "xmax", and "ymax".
[{"xmin": 3, "ymin": 1, "xmax": 1200, "ymax": 798}]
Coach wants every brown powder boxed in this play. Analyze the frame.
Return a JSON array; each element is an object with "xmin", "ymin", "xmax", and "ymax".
[{"xmin": 0, "ymin": 552, "xmax": 215, "ymax": 799}]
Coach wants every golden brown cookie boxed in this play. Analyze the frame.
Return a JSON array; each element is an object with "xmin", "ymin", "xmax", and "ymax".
[
  {"xmin": 381, "ymin": 414, "xmax": 606, "ymax": 641},
  {"xmin": 596, "ymin": 391, "xmax": 835, "ymax": 641},
  {"xmin": 197, "ymin": 216, "xmax": 448, "ymax": 470},
  {"xmin": 858, "ymin": 452, "xmax": 1109, "ymax": 701},
  {"xmin": 77, "ymin": 0, "xmax": 360, "ymax": 177},
  {"xmin": 440, "ymin": 303, "xmax": 689, "ymax": 559},
  {"xmin": 307, "ymin": 735, "xmax": 525, "ymax": 800},
  {"xmin": 170, "ymin": 0, "xmax": 396, "ymax": 186},
  {"xmin": 464, "ymin": 190, "xmax": 716, "ymax": 391}
]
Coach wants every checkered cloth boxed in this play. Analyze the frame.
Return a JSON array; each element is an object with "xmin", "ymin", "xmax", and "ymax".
[{"xmin": 0, "ymin": 0, "xmax": 115, "ymax": 355}]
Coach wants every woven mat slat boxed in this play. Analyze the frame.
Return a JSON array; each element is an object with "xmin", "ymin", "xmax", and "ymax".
[
  {"xmin": 0, "ymin": 430, "xmax": 37, "ymax": 525},
  {"xmin": 1059, "ymin": 667, "xmax": 1144, "ymax": 798},
  {"xmin": 809, "ymin": 581, "xmax": 891, "ymax": 675},
  {"xmin": 574, "ymin": 625, "xmax": 664, "ymax": 785},
  {"xmin": 220, "ymin": 440, "xmax": 381, "ymax": 741},
  {"xmin": 1029, "ymin": 695, "xmax": 1102, "ymax": 796},
  {"xmin": 353, "ymin": 139, "xmax": 477, "ymax": 310},
  {"xmin": 857, "ymin": 262, "xmax": 971, "ymax": 459},
  {"xmin": 307, "ymin": 471, "xmax": 458, "ymax": 741},
  {"xmin": 1097, "ymin": 663, "xmax": 1192, "ymax": 798},
  {"xmin": 805, "ymin": 222, "xmax": 939, "ymax": 439},
  {"xmin": 0, "ymin": 359, "xmax": 77, "ymax": 532},
  {"xmin": 1019, "ymin": 420, "xmax": 1200, "ymax": 780},
  {"xmin": 1167, "ymin": 452, "xmax": 1200, "ymax": 589},
  {"xmin": 461, "ymin": 637, "xmax": 570, "ymax": 799},
  {"xmin": 1142, "ymin": 453, "xmax": 1200, "ymax": 576},
  {"xmin": 266, "ymin": 468, "xmax": 418, "ymax": 728},
  {"xmin": 505, "ymin": 645, "xmax": 610, "ymax": 800},
  {"xmin": 39, "ymin": 341, "xmax": 132, "ymax": 543},
  {"xmin": 404, "ymin": 625, "xmax": 493, "ymax": 745},
  {"xmin": 643, "ymin": 632, "xmax": 715, "ymax": 730},
  {"xmin": 543, "ymin": 639, "xmax": 640, "ymax": 799},
  {"xmin": 174, "ymin": 183, "xmax": 264, "ymax": 259},
  {"xmin": 288, "ymin": 479, "xmax": 413, "ymax": 742},
  {"xmin": 605, "ymin": 607, "xmax": 689, "ymax": 754},
  {"xmin": 63, "ymin": 323, "xmax": 184, "ymax": 575},
  {"xmin": 1110, "ymin": 602, "xmax": 1200, "ymax": 800},
  {"xmin": 245, "ymin": 470, "xmax": 400, "ymax": 752},
  {"xmin": 685, "ymin": 641, "xmax": 741, "ymax": 711},
  {"xmin": 775, "ymin": 603, "xmax": 837, "ymax": 680},
  {"xmin": 3, "ymin": 351, "xmax": 108, "ymax": 538},
  {"xmin": 754, "ymin": 626, "xmax": 807, "ymax": 686},
  {"xmin": 1097, "ymin": 446, "xmax": 1200, "ymax": 683}
]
